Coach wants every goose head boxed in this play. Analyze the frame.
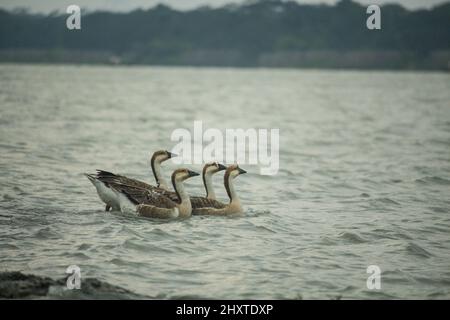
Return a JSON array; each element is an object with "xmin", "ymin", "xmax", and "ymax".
[
  {"xmin": 203, "ymin": 162, "xmax": 227, "ymax": 176},
  {"xmin": 151, "ymin": 150, "xmax": 177, "ymax": 164},
  {"xmin": 224, "ymin": 164, "xmax": 246, "ymax": 205},
  {"xmin": 172, "ymin": 168, "xmax": 200, "ymax": 183},
  {"xmin": 225, "ymin": 164, "xmax": 247, "ymax": 179},
  {"xmin": 201, "ymin": 162, "xmax": 226, "ymax": 199}
]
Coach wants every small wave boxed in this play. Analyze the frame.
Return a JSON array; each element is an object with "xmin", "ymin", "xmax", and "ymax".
[
  {"xmin": 369, "ymin": 228, "xmax": 413, "ymax": 240},
  {"xmin": 109, "ymin": 258, "xmax": 148, "ymax": 268},
  {"xmin": 362, "ymin": 290, "xmax": 398, "ymax": 299},
  {"xmin": 34, "ymin": 227, "xmax": 61, "ymax": 240},
  {"xmin": 97, "ymin": 226, "xmax": 115, "ymax": 235},
  {"xmin": 429, "ymin": 206, "xmax": 448, "ymax": 214},
  {"xmin": 169, "ymin": 294, "xmax": 210, "ymax": 299},
  {"xmin": 118, "ymin": 225, "xmax": 144, "ymax": 239},
  {"xmin": 254, "ymin": 225, "xmax": 276, "ymax": 233},
  {"xmin": 319, "ymin": 236, "xmax": 336, "ymax": 246},
  {"xmin": 77, "ymin": 243, "xmax": 91, "ymax": 250},
  {"xmin": 121, "ymin": 239, "xmax": 148, "ymax": 251},
  {"xmin": 0, "ymin": 143, "xmax": 27, "ymax": 151},
  {"xmin": 415, "ymin": 176, "xmax": 450, "ymax": 186},
  {"xmin": 427, "ymin": 291, "xmax": 450, "ymax": 299},
  {"xmin": 2, "ymin": 194, "xmax": 15, "ymax": 202},
  {"xmin": 406, "ymin": 242, "xmax": 432, "ymax": 259},
  {"xmin": 337, "ymin": 285, "xmax": 358, "ymax": 294},
  {"xmin": 277, "ymin": 168, "xmax": 295, "ymax": 176},
  {"xmin": 245, "ymin": 208, "xmax": 271, "ymax": 217},
  {"xmin": 121, "ymin": 239, "xmax": 173, "ymax": 254},
  {"xmin": 369, "ymin": 197, "xmax": 401, "ymax": 206},
  {"xmin": 61, "ymin": 251, "xmax": 91, "ymax": 260},
  {"xmin": 428, "ymin": 138, "xmax": 450, "ymax": 146},
  {"xmin": 150, "ymin": 228, "xmax": 172, "ymax": 237},
  {"xmin": 0, "ymin": 243, "xmax": 19, "ymax": 250},
  {"xmin": 414, "ymin": 276, "xmax": 450, "ymax": 286},
  {"xmin": 338, "ymin": 232, "xmax": 367, "ymax": 244},
  {"xmin": 381, "ymin": 269, "xmax": 413, "ymax": 284},
  {"xmin": 392, "ymin": 232, "xmax": 414, "ymax": 240}
]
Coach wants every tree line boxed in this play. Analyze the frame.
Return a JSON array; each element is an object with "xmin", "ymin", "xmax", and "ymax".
[{"xmin": 0, "ymin": 0, "xmax": 449, "ymax": 70}]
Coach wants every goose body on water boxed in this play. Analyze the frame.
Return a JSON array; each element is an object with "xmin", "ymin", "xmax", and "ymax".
[
  {"xmin": 111, "ymin": 168, "xmax": 199, "ymax": 219},
  {"xmin": 190, "ymin": 162, "xmax": 227, "ymax": 212},
  {"xmin": 193, "ymin": 165, "xmax": 246, "ymax": 216},
  {"xmin": 85, "ymin": 150, "xmax": 175, "ymax": 211},
  {"xmin": 127, "ymin": 162, "xmax": 227, "ymax": 210}
]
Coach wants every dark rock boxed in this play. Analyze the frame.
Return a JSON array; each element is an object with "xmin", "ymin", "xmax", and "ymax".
[{"xmin": 0, "ymin": 271, "xmax": 145, "ymax": 299}]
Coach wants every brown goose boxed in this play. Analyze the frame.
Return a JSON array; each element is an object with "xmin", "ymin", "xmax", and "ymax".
[
  {"xmin": 111, "ymin": 168, "xmax": 199, "ymax": 219},
  {"xmin": 134, "ymin": 162, "xmax": 227, "ymax": 209},
  {"xmin": 84, "ymin": 150, "xmax": 175, "ymax": 211},
  {"xmin": 190, "ymin": 162, "xmax": 227, "ymax": 212},
  {"xmin": 193, "ymin": 164, "xmax": 247, "ymax": 216}
]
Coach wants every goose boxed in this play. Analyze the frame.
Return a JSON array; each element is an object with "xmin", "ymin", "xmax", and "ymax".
[
  {"xmin": 193, "ymin": 164, "xmax": 247, "ymax": 216},
  {"xmin": 111, "ymin": 168, "xmax": 200, "ymax": 219},
  {"xmin": 200, "ymin": 162, "xmax": 227, "ymax": 200},
  {"xmin": 144, "ymin": 162, "xmax": 227, "ymax": 210},
  {"xmin": 190, "ymin": 162, "xmax": 227, "ymax": 213},
  {"xmin": 150, "ymin": 150, "xmax": 177, "ymax": 190},
  {"xmin": 84, "ymin": 150, "xmax": 175, "ymax": 211}
]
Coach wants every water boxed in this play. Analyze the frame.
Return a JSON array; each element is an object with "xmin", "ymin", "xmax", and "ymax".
[{"xmin": 0, "ymin": 63, "xmax": 450, "ymax": 299}]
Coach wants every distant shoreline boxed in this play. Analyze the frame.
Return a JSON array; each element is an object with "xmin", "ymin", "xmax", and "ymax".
[
  {"xmin": 1, "ymin": 1, "xmax": 449, "ymax": 72},
  {"xmin": 0, "ymin": 51, "xmax": 450, "ymax": 74}
]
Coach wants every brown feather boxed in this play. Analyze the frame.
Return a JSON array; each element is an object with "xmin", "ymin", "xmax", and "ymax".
[
  {"xmin": 95, "ymin": 170, "xmax": 153, "ymax": 189},
  {"xmin": 136, "ymin": 204, "xmax": 177, "ymax": 218},
  {"xmin": 191, "ymin": 197, "xmax": 226, "ymax": 210},
  {"xmin": 111, "ymin": 184, "xmax": 177, "ymax": 209}
]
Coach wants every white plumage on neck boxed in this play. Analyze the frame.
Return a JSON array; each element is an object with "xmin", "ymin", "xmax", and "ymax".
[
  {"xmin": 227, "ymin": 173, "xmax": 240, "ymax": 204},
  {"xmin": 173, "ymin": 176, "xmax": 192, "ymax": 216},
  {"xmin": 204, "ymin": 171, "xmax": 216, "ymax": 199},
  {"xmin": 153, "ymin": 155, "xmax": 169, "ymax": 189}
]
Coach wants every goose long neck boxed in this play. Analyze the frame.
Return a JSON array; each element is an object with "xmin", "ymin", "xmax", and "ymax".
[
  {"xmin": 203, "ymin": 170, "xmax": 216, "ymax": 200},
  {"xmin": 224, "ymin": 173, "xmax": 239, "ymax": 204},
  {"xmin": 151, "ymin": 158, "xmax": 168, "ymax": 189},
  {"xmin": 171, "ymin": 176, "xmax": 190, "ymax": 205}
]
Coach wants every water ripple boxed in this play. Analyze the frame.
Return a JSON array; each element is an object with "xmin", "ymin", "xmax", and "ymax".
[{"xmin": 1, "ymin": 65, "xmax": 449, "ymax": 299}]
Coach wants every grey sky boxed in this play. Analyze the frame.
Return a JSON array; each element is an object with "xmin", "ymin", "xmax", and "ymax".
[{"xmin": 0, "ymin": 0, "xmax": 447, "ymax": 13}]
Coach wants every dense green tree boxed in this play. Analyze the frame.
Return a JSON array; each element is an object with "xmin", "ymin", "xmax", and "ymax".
[{"xmin": 0, "ymin": 0, "xmax": 449, "ymax": 69}]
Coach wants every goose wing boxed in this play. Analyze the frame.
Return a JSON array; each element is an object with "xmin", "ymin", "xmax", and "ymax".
[
  {"xmin": 95, "ymin": 170, "xmax": 180, "ymax": 197},
  {"xmin": 95, "ymin": 170, "xmax": 155, "ymax": 190},
  {"xmin": 111, "ymin": 184, "xmax": 177, "ymax": 209},
  {"xmin": 136, "ymin": 204, "xmax": 179, "ymax": 219},
  {"xmin": 110, "ymin": 184, "xmax": 180, "ymax": 219},
  {"xmin": 191, "ymin": 197, "xmax": 226, "ymax": 209}
]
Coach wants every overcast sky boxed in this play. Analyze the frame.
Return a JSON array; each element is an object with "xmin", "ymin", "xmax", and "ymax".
[{"xmin": 0, "ymin": 0, "xmax": 447, "ymax": 13}]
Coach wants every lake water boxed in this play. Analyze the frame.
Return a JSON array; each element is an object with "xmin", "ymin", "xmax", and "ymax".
[{"xmin": 0, "ymin": 64, "xmax": 449, "ymax": 299}]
